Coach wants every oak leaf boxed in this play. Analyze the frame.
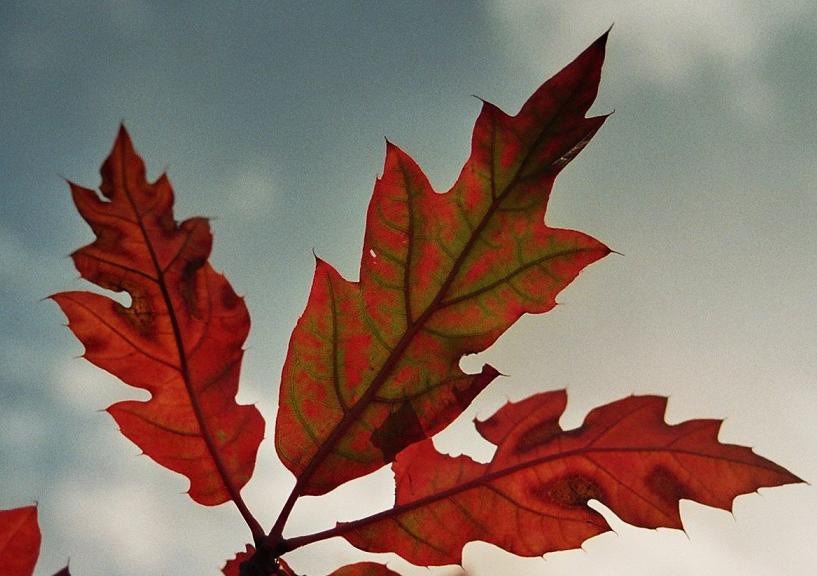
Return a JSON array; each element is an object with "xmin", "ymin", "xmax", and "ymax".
[
  {"xmin": 223, "ymin": 547, "xmax": 399, "ymax": 576},
  {"xmin": 0, "ymin": 506, "xmax": 40, "ymax": 576},
  {"xmin": 0, "ymin": 506, "xmax": 70, "ymax": 576},
  {"xmin": 335, "ymin": 390, "xmax": 800, "ymax": 565},
  {"xmin": 275, "ymin": 29, "xmax": 611, "ymax": 498},
  {"xmin": 327, "ymin": 562, "xmax": 401, "ymax": 576},
  {"xmin": 43, "ymin": 29, "xmax": 803, "ymax": 576},
  {"xmin": 52, "ymin": 128, "xmax": 264, "ymax": 507}
]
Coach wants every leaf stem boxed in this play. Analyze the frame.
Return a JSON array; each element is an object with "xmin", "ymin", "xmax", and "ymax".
[{"xmin": 118, "ymin": 139, "xmax": 264, "ymax": 543}]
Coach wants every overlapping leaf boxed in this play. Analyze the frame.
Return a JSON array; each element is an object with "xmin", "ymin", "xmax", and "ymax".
[
  {"xmin": 221, "ymin": 546, "xmax": 303, "ymax": 576},
  {"xmin": 338, "ymin": 390, "xmax": 800, "ymax": 565},
  {"xmin": 276, "ymin": 32, "xmax": 611, "ymax": 496},
  {"xmin": 52, "ymin": 128, "xmax": 264, "ymax": 506},
  {"xmin": 0, "ymin": 506, "xmax": 69, "ymax": 576},
  {"xmin": 223, "ymin": 544, "xmax": 255, "ymax": 576},
  {"xmin": 328, "ymin": 563, "xmax": 401, "ymax": 576},
  {"xmin": 223, "ymin": 548, "xmax": 399, "ymax": 576},
  {"xmin": 0, "ymin": 506, "xmax": 40, "ymax": 576}
]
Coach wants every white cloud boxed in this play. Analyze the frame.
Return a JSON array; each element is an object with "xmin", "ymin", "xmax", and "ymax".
[
  {"xmin": 52, "ymin": 478, "xmax": 177, "ymax": 568},
  {"xmin": 0, "ymin": 226, "xmax": 31, "ymax": 288},
  {"xmin": 51, "ymin": 354, "xmax": 150, "ymax": 415},
  {"xmin": 487, "ymin": 0, "xmax": 811, "ymax": 121},
  {"xmin": 40, "ymin": 407, "xmax": 249, "ymax": 575},
  {"xmin": 0, "ymin": 406, "xmax": 50, "ymax": 453},
  {"xmin": 225, "ymin": 159, "xmax": 278, "ymax": 222}
]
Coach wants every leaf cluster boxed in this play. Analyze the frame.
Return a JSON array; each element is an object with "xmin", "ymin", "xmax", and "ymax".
[{"xmin": 0, "ymin": 32, "xmax": 800, "ymax": 576}]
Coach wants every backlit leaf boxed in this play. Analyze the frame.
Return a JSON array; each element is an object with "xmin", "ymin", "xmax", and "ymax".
[
  {"xmin": 53, "ymin": 127, "xmax": 264, "ymax": 506},
  {"xmin": 339, "ymin": 390, "xmax": 801, "ymax": 565},
  {"xmin": 0, "ymin": 506, "xmax": 40, "ymax": 576},
  {"xmin": 223, "ymin": 549, "xmax": 398, "ymax": 576},
  {"xmin": 329, "ymin": 562, "xmax": 401, "ymax": 576},
  {"xmin": 222, "ymin": 544, "xmax": 255, "ymax": 576},
  {"xmin": 276, "ymin": 31, "xmax": 611, "ymax": 496}
]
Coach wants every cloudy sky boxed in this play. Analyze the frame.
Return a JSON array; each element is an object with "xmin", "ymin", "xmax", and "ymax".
[{"xmin": 2, "ymin": 2, "xmax": 816, "ymax": 575}]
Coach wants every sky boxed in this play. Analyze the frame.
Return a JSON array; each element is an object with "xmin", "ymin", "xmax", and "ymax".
[{"xmin": 1, "ymin": 1, "xmax": 816, "ymax": 575}]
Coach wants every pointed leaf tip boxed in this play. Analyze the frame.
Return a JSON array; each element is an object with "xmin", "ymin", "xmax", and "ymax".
[
  {"xmin": 0, "ymin": 505, "xmax": 41, "ymax": 576},
  {"xmin": 342, "ymin": 390, "xmax": 800, "ymax": 566},
  {"xmin": 54, "ymin": 129, "xmax": 264, "ymax": 506},
  {"xmin": 276, "ymin": 35, "xmax": 611, "ymax": 496}
]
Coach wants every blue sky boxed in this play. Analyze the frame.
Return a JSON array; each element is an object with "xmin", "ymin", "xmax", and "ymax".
[{"xmin": 2, "ymin": 2, "xmax": 816, "ymax": 575}]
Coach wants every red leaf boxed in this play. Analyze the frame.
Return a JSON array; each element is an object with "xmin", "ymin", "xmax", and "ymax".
[
  {"xmin": 276, "ymin": 32, "xmax": 611, "ymax": 496},
  {"xmin": 223, "ymin": 549, "xmax": 397, "ymax": 576},
  {"xmin": 0, "ymin": 506, "xmax": 40, "ymax": 576},
  {"xmin": 223, "ymin": 547, "xmax": 305, "ymax": 576},
  {"xmin": 339, "ymin": 390, "xmax": 801, "ymax": 565},
  {"xmin": 222, "ymin": 544, "xmax": 254, "ymax": 576},
  {"xmin": 328, "ymin": 562, "xmax": 401, "ymax": 576},
  {"xmin": 52, "ymin": 127, "xmax": 264, "ymax": 507}
]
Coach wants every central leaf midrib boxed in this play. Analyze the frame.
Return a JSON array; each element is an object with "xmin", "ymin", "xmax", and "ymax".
[
  {"xmin": 297, "ymin": 62, "xmax": 598, "ymax": 493},
  {"xmin": 335, "ymin": 443, "xmax": 784, "ymax": 538},
  {"xmin": 116, "ymin": 144, "xmax": 245, "ymax": 509}
]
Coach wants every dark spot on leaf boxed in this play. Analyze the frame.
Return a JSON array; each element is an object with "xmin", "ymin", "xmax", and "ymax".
[
  {"xmin": 371, "ymin": 400, "xmax": 426, "ymax": 462},
  {"xmin": 540, "ymin": 475, "xmax": 604, "ymax": 508},
  {"xmin": 94, "ymin": 269, "xmax": 135, "ymax": 294},
  {"xmin": 183, "ymin": 257, "xmax": 206, "ymax": 277},
  {"xmin": 180, "ymin": 258, "xmax": 205, "ymax": 313},
  {"xmin": 82, "ymin": 335, "xmax": 106, "ymax": 355},
  {"xmin": 120, "ymin": 292, "xmax": 153, "ymax": 335},
  {"xmin": 646, "ymin": 465, "xmax": 690, "ymax": 505},
  {"xmin": 516, "ymin": 419, "xmax": 562, "ymax": 454}
]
